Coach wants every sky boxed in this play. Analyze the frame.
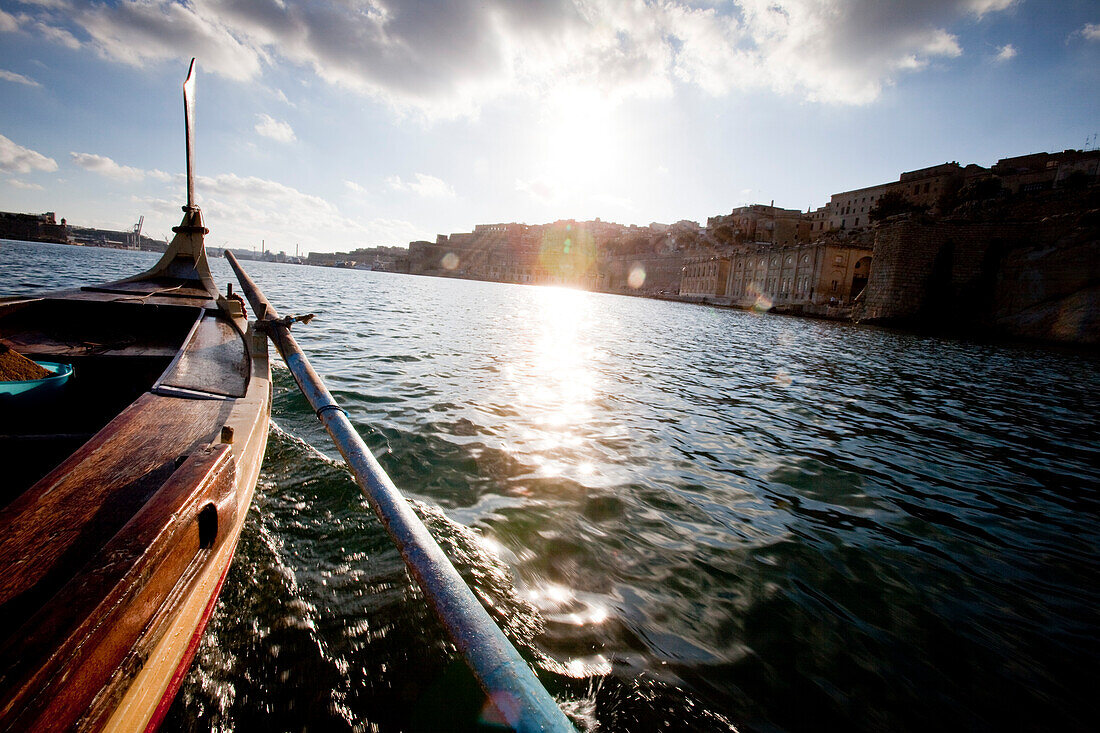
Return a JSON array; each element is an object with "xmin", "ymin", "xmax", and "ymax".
[{"xmin": 0, "ymin": 1, "xmax": 1098, "ymax": 255}]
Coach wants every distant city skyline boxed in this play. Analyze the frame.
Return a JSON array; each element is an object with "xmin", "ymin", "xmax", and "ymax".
[{"xmin": 1, "ymin": 0, "xmax": 1098, "ymax": 254}]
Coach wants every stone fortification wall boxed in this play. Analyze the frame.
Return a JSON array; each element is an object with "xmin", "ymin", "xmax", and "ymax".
[
  {"xmin": 600, "ymin": 253, "xmax": 685, "ymax": 293},
  {"xmin": 856, "ymin": 219, "xmax": 1023, "ymax": 321},
  {"xmin": 0, "ymin": 212, "xmax": 67, "ymax": 244},
  {"xmin": 856, "ymin": 212, "xmax": 1099, "ymax": 344}
]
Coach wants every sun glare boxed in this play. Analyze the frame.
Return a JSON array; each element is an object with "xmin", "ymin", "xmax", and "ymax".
[
  {"xmin": 499, "ymin": 286, "xmax": 601, "ymax": 482},
  {"xmin": 540, "ymin": 87, "xmax": 620, "ymax": 190}
]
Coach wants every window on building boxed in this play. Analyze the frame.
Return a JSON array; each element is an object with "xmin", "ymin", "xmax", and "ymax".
[
  {"xmin": 834, "ymin": 255, "xmax": 843, "ymax": 265},
  {"xmin": 855, "ymin": 218, "xmax": 859, "ymax": 226},
  {"xmin": 831, "ymin": 280, "xmax": 838, "ymax": 291}
]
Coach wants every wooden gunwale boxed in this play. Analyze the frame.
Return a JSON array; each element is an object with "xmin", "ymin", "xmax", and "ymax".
[
  {"xmin": 103, "ymin": 314, "xmax": 271, "ymax": 732},
  {"xmin": 0, "ymin": 443, "xmax": 236, "ymax": 730}
]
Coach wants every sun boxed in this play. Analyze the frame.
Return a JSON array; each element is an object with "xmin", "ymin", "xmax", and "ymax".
[{"xmin": 539, "ymin": 86, "xmax": 621, "ymax": 190}]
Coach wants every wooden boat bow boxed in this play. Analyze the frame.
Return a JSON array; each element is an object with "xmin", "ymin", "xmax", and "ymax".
[{"xmin": 0, "ymin": 59, "xmax": 272, "ymax": 731}]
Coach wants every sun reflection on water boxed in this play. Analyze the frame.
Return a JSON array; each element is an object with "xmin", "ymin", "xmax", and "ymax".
[
  {"xmin": 527, "ymin": 583, "xmax": 610, "ymax": 624},
  {"xmin": 503, "ymin": 286, "xmax": 601, "ymax": 479}
]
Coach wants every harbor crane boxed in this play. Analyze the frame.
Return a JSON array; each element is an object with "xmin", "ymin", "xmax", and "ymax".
[{"xmin": 128, "ymin": 216, "xmax": 144, "ymax": 248}]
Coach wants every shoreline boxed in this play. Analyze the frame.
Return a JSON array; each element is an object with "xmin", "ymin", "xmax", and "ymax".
[{"xmin": 4, "ymin": 237, "xmax": 1094, "ymax": 352}]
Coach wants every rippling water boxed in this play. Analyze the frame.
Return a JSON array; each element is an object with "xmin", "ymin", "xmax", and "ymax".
[{"xmin": 4, "ymin": 240, "xmax": 1100, "ymax": 732}]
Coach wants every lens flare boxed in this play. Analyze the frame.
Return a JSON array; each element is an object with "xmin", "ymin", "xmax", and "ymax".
[
  {"xmin": 480, "ymin": 691, "xmax": 520, "ymax": 727},
  {"xmin": 536, "ymin": 227, "xmax": 595, "ymax": 286},
  {"xmin": 441, "ymin": 252, "xmax": 459, "ymax": 270},
  {"xmin": 627, "ymin": 264, "xmax": 646, "ymax": 289},
  {"xmin": 751, "ymin": 293, "xmax": 773, "ymax": 313}
]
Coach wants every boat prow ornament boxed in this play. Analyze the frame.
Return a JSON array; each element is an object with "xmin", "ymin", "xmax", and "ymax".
[{"xmin": 122, "ymin": 58, "xmax": 216, "ymax": 294}]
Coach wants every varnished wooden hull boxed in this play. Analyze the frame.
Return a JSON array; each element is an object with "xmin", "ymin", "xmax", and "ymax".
[{"xmin": 0, "ymin": 270, "xmax": 271, "ymax": 731}]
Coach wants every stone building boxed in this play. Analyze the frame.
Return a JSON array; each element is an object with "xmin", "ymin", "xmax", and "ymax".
[
  {"xmin": 601, "ymin": 253, "xmax": 685, "ymax": 293},
  {"xmin": 675, "ymin": 237, "xmax": 872, "ymax": 308},
  {"xmin": 707, "ymin": 204, "xmax": 812, "ymax": 245},
  {"xmin": 679, "ymin": 256, "xmax": 730, "ymax": 297},
  {"xmin": 724, "ymin": 241, "xmax": 872, "ymax": 307},
  {"xmin": 0, "ymin": 211, "xmax": 67, "ymax": 244},
  {"xmin": 408, "ymin": 238, "xmax": 453, "ymax": 273},
  {"xmin": 807, "ymin": 204, "xmax": 832, "ymax": 236},
  {"xmin": 991, "ymin": 149, "xmax": 1100, "ymax": 194},
  {"xmin": 828, "ymin": 161, "xmax": 989, "ymax": 230}
]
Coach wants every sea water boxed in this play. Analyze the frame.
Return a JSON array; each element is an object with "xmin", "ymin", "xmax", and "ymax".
[{"xmin": 3, "ymin": 239, "xmax": 1098, "ymax": 732}]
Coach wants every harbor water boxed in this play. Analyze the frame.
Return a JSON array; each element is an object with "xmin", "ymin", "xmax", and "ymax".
[{"xmin": 3, "ymin": 240, "xmax": 1099, "ymax": 732}]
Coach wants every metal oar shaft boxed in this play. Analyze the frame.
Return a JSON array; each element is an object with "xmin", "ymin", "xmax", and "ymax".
[{"xmin": 225, "ymin": 252, "xmax": 574, "ymax": 733}]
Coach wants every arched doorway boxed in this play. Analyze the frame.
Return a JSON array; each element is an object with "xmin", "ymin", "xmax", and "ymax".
[{"xmin": 851, "ymin": 256, "xmax": 871, "ymax": 299}]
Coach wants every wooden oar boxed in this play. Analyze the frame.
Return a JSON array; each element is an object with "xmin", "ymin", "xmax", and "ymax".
[{"xmin": 225, "ymin": 252, "xmax": 575, "ymax": 733}]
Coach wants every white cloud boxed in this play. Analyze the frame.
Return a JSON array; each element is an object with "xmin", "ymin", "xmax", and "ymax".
[
  {"xmin": 0, "ymin": 69, "xmax": 40, "ymax": 87},
  {"xmin": 52, "ymin": 141, "xmax": 416, "ymax": 250},
  {"xmin": 966, "ymin": 0, "xmax": 1017, "ymax": 18},
  {"xmin": 1080, "ymin": 23, "xmax": 1100, "ymax": 41},
  {"xmin": 708, "ymin": 2, "xmax": 970, "ymax": 104},
  {"xmin": 0, "ymin": 6, "xmax": 80, "ymax": 47},
  {"xmin": 344, "ymin": 180, "xmax": 368, "ymax": 194},
  {"xmin": 71, "ymin": 153, "xmax": 171, "ymax": 182},
  {"xmin": 150, "ymin": 171, "xmax": 426, "ymax": 251},
  {"xmin": 70, "ymin": 152, "xmax": 150, "ymax": 181},
  {"xmin": 994, "ymin": 43, "xmax": 1017, "ymax": 62},
  {"xmin": 515, "ymin": 177, "xmax": 557, "ymax": 203},
  {"xmin": 923, "ymin": 29, "xmax": 963, "ymax": 58},
  {"xmin": 196, "ymin": 172, "xmax": 338, "ymax": 219},
  {"xmin": 0, "ymin": 10, "xmax": 20, "ymax": 33},
  {"xmin": 593, "ymin": 193, "xmax": 637, "ymax": 212},
  {"xmin": 254, "ymin": 113, "xmax": 296, "ymax": 143},
  {"xmin": 7, "ymin": 179, "xmax": 45, "ymax": 190},
  {"xmin": 17, "ymin": 0, "xmax": 1018, "ymax": 112},
  {"xmin": 0, "ymin": 134, "xmax": 58, "ymax": 174},
  {"xmin": 76, "ymin": 0, "xmax": 261, "ymax": 81},
  {"xmin": 31, "ymin": 19, "xmax": 80, "ymax": 49},
  {"xmin": 387, "ymin": 173, "xmax": 456, "ymax": 198}
]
